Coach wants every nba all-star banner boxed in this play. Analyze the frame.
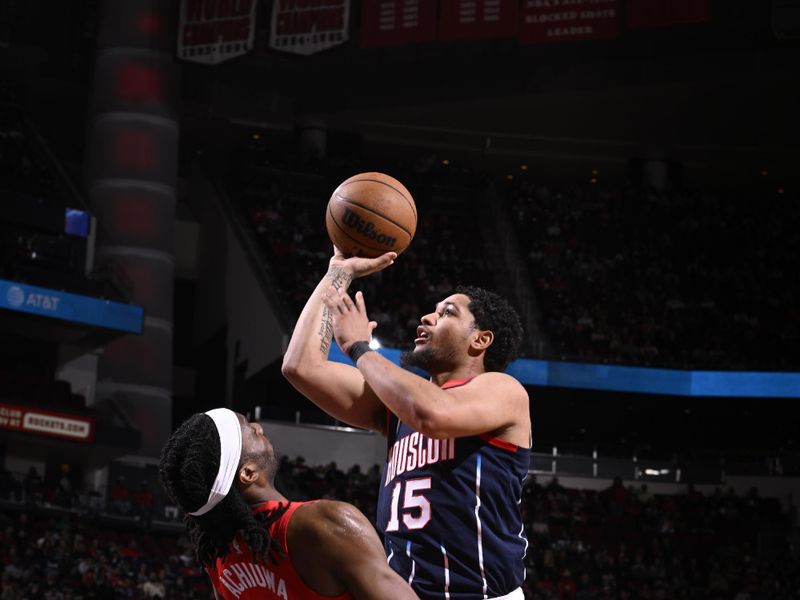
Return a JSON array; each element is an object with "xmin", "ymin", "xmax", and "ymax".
[
  {"xmin": 438, "ymin": 0, "xmax": 519, "ymax": 41},
  {"xmin": 627, "ymin": 0, "xmax": 711, "ymax": 29},
  {"xmin": 519, "ymin": 0, "xmax": 621, "ymax": 44},
  {"xmin": 361, "ymin": 0, "xmax": 437, "ymax": 48},
  {"xmin": 177, "ymin": 0, "xmax": 257, "ymax": 64},
  {"xmin": 269, "ymin": 0, "xmax": 350, "ymax": 55},
  {"xmin": 0, "ymin": 403, "xmax": 95, "ymax": 442}
]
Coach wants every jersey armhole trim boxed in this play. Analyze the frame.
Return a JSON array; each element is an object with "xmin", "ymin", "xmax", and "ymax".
[
  {"xmin": 479, "ymin": 434, "xmax": 519, "ymax": 453},
  {"xmin": 441, "ymin": 376, "xmax": 476, "ymax": 389}
]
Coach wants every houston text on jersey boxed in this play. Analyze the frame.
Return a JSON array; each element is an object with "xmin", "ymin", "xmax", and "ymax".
[{"xmin": 384, "ymin": 432, "xmax": 456, "ymax": 487}]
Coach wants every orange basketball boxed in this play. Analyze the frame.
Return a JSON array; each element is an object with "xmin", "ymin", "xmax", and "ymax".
[{"xmin": 326, "ymin": 172, "xmax": 417, "ymax": 258}]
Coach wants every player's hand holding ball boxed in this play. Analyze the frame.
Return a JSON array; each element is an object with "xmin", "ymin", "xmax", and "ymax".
[
  {"xmin": 326, "ymin": 171, "xmax": 416, "ymax": 256},
  {"xmin": 326, "ymin": 172, "xmax": 416, "ymax": 278},
  {"xmin": 329, "ymin": 245, "xmax": 397, "ymax": 279}
]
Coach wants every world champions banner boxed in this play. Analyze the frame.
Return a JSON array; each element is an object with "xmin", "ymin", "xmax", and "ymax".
[
  {"xmin": 178, "ymin": 0, "xmax": 257, "ymax": 64},
  {"xmin": 269, "ymin": 0, "xmax": 351, "ymax": 55}
]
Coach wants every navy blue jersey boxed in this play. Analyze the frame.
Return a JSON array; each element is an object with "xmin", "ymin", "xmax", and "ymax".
[{"xmin": 377, "ymin": 377, "xmax": 530, "ymax": 600}]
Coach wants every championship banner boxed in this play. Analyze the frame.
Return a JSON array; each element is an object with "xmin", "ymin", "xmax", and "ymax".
[
  {"xmin": 0, "ymin": 403, "xmax": 95, "ymax": 442},
  {"xmin": 270, "ymin": 0, "xmax": 350, "ymax": 55},
  {"xmin": 438, "ymin": 0, "xmax": 519, "ymax": 41},
  {"xmin": 361, "ymin": 0, "xmax": 437, "ymax": 48},
  {"xmin": 627, "ymin": 0, "xmax": 711, "ymax": 29},
  {"xmin": 519, "ymin": 0, "xmax": 620, "ymax": 44},
  {"xmin": 177, "ymin": 0, "xmax": 257, "ymax": 65}
]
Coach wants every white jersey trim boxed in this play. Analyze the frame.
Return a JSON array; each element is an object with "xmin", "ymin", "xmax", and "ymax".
[
  {"xmin": 406, "ymin": 540, "xmax": 416, "ymax": 585},
  {"xmin": 474, "ymin": 454, "xmax": 488, "ymax": 599},
  {"xmin": 489, "ymin": 588, "xmax": 524, "ymax": 600},
  {"xmin": 440, "ymin": 544, "xmax": 450, "ymax": 599}
]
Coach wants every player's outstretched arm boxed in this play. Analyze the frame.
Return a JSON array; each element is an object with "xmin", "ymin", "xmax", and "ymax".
[
  {"xmin": 281, "ymin": 248, "xmax": 397, "ymax": 433},
  {"xmin": 361, "ymin": 355, "xmax": 530, "ymax": 442},
  {"xmin": 323, "ymin": 288, "xmax": 531, "ymax": 443},
  {"xmin": 290, "ymin": 501, "xmax": 419, "ymax": 600}
]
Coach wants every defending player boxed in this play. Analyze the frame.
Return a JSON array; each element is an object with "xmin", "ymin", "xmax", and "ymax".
[
  {"xmin": 282, "ymin": 249, "xmax": 531, "ymax": 600},
  {"xmin": 159, "ymin": 408, "xmax": 419, "ymax": 600}
]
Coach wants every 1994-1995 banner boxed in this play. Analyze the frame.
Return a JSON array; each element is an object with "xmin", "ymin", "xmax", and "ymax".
[
  {"xmin": 178, "ymin": 0, "xmax": 257, "ymax": 65},
  {"xmin": 270, "ymin": 0, "xmax": 350, "ymax": 56}
]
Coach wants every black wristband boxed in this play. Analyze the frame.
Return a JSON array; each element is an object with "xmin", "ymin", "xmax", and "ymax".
[{"xmin": 347, "ymin": 341, "xmax": 374, "ymax": 363}]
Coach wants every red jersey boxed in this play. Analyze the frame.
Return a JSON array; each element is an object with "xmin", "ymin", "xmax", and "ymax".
[{"xmin": 207, "ymin": 500, "xmax": 353, "ymax": 600}]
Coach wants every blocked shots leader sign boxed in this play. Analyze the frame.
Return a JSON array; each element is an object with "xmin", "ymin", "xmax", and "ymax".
[
  {"xmin": 178, "ymin": 0, "xmax": 257, "ymax": 65},
  {"xmin": 519, "ymin": 0, "xmax": 621, "ymax": 44},
  {"xmin": 269, "ymin": 0, "xmax": 350, "ymax": 55}
]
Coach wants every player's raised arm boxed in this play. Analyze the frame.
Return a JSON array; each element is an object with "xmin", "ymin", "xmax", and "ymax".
[
  {"xmin": 323, "ymin": 286, "xmax": 531, "ymax": 445},
  {"xmin": 281, "ymin": 248, "xmax": 396, "ymax": 433}
]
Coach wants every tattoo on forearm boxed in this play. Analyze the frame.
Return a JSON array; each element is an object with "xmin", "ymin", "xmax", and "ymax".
[
  {"xmin": 318, "ymin": 268, "xmax": 350, "ymax": 354},
  {"xmin": 327, "ymin": 267, "xmax": 352, "ymax": 291},
  {"xmin": 319, "ymin": 306, "xmax": 333, "ymax": 355}
]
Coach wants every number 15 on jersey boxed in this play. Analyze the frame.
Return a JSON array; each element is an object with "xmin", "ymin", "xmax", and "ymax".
[{"xmin": 385, "ymin": 477, "xmax": 432, "ymax": 532}]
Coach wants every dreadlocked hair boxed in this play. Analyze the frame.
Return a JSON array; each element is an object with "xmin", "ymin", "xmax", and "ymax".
[
  {"xmin": 158, "ymin": 413, "xmax": 289, "ymax": 568},
  {"xmin": 455, "ymin": 285, "xmax": 524, "ymax": 372}
]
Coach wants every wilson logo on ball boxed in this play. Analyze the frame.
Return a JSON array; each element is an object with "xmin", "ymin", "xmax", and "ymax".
[
  {"xmin": 341, "ymin": 208, "xmax": 397, "ymax": 248},
  {"xmin": 325, "ymin": 172, "xmax": 417, "ymax": 258}
]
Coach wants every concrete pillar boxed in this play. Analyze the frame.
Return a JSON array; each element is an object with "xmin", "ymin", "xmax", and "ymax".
[{"xmin": 85, "ymin": 0, "xmax": 179, "ymax": 457}]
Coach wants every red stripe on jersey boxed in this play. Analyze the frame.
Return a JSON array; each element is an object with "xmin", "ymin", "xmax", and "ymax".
[
  {"xmin": 479, "ymin": 434, "xmax": 519, "ymax": 453},
  {"xmin": 441, "ymin": 376, "xmax": 476, "ymax": 389}
]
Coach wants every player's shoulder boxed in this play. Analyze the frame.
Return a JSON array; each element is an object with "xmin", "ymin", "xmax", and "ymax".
[
  {"xmin": 289, "ymin": 500, "xmax": 374, "ymax": 567},
  {"xmin": 291, "ymin": 500, "xmax": 370, "ymax": 540},
  {"xmin": 471, "ymin": 372, "xmax": 529, "ymax": 400}
]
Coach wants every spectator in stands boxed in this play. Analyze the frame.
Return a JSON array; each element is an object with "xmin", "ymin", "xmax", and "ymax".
[
  {"xmin": 603, "ymin": 476, "xmax": 628, "ymax": 518},
  {"xmin": 636, "ymin": 483, "xmax": 654, "ymax": 506},
  {"xmin": 0, "ymin": 450, "xmax": 798, "ymax": 599},
  {"xmin": 158, "ymin": 408, "xmax": 418, "ymax": 599},
  {"xmin": 0, "ymin": 466, "xmax": 20, "ymax": 502},
  {"xmin": 76, "ymin": 486, "xmax": 104, "ymax": 517},
  {"xmin": 55, "ymin": 464, "xmax": 75, "ymax": 509},
  {"xmin": 134, "ymin": 481, "xmax": 156, "ymax": 531},
  {"xmin": 559, "ymin": 569, "xmax": 578, "ymax": 599},
  {"xmin": 506, "ymin": 177, "xmax": 799, "ymax": 369},
  {"xmin": 22, "ymin": 466, "xmax": 43, "ymax": 504},
  {"xmin": 109, "ymin": 476, "xmax": 131, "ymax": 516}
]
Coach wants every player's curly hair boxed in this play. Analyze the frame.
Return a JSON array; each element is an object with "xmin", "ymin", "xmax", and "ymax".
[
  {"xmin": 455, "ymin": 285, "xmax": 523, "ymax": 372},
  {"xmin": 158, "ymin": 413, "xmax": 287, "ymax": 568}
]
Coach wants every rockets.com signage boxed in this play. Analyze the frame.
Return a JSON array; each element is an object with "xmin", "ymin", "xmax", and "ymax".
[
  {"xmin": 177, "ymin": 0, "xmax": 257, "ymax": 65},
  {"xmin": 269, "ymin": 0, "xmax": 350, "ymax": 55},
  {"xmin": 0, "ymin": 404, "xmax": 95, "ymax": 443}
]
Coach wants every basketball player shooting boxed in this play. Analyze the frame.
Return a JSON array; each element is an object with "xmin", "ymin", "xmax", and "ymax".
[
  {"xmin": 159, "ymin": 408, "xmax": 419, "ymax": 600},
  {"xmin": 282, "ymin": 247, "xmax": 531, "ymax": 600}
]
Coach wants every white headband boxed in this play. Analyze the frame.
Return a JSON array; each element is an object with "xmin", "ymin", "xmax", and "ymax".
[{"xmin": 188, "ymin": 408, "xmax": 243, "ymax": 517}]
